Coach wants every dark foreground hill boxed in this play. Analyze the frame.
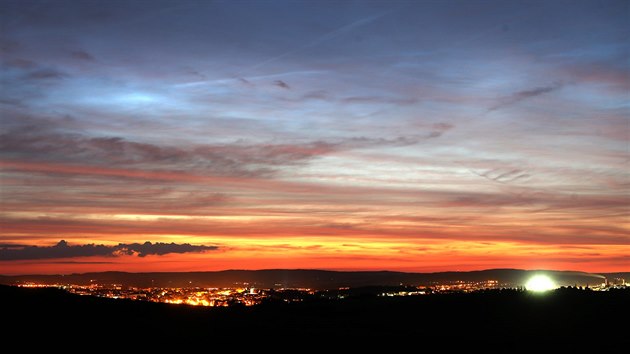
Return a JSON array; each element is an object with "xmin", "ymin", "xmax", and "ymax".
[{"xmin": 2, "ymin": 285, "xmax": 628, "ymax": 347}]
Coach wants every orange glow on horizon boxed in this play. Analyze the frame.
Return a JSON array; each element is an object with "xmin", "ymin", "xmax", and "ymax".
[{"xmin": 1, "ymin": 235, "xmax": 627, "ymax": 275}]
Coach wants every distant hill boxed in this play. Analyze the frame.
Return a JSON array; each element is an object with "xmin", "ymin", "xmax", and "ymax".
[{"xmin": 0, "ymin": 268, "xmax": 621, "ymax": 289}]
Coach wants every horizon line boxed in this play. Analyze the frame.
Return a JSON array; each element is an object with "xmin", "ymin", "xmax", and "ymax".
[{"xmin": 2, "ymin": 267, "xmax": 626, "ymax": 277}]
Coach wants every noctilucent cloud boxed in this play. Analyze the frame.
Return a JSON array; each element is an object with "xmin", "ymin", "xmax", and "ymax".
[{"xmin": 0, "ymin": 0, "xmax": 628, "ymax": 274}]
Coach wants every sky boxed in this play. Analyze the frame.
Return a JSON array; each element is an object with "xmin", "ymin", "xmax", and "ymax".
[{"xmin": 0, "ymin": 0, "xmax": 628, "ymax": 275}]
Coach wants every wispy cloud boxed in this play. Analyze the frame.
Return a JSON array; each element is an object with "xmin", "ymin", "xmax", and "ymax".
[
  {"xmin": 342, "ymin": 96, "xmax": 418, "ymax": 105},
  {"xmin": 70, "ymin": 50, "xmax": 95, "ymax": 61},
  {"xmin": 0, "ymin": 128, "xmax": 336, "ymax": 178},
  {"xmin": 428, "ymin": 122, "xmax": 454, "ymax": 138},
  {"xmin": 2, "ymin": 57, "xmax": 68, "ymax": 81},
  {"xmin": 489, "ymin": 83, "xmax": 562, "ymax": 111},
  {"xmin": 0, "ymin": 116, "xmax": 439, "ymax": 178},
  {"xmin": 0, "ymin": 240, "xmax": 218, "ymax": 261},
  {"xmin": 470, "ymin": 168, "xmax": 531, "ymax": 184},
  {"xmin": 274, "ymin": 80, "xmax": 290, "ymax": 89}
]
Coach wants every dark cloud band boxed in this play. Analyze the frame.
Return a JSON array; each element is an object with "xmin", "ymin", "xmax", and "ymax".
[{"xmin": 0, "ymin": 240, "xmax": 219, "ymax": 261}]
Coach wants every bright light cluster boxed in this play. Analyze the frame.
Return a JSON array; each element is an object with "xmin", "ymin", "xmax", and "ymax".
[{"xmin": 525, "ymin": 275, "xmax": 556, "ymax": 292}]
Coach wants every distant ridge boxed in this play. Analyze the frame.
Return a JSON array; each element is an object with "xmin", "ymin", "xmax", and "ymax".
[{"xmin": 1, "ymin": 269, "xmax": 623, "ymax": 289}]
